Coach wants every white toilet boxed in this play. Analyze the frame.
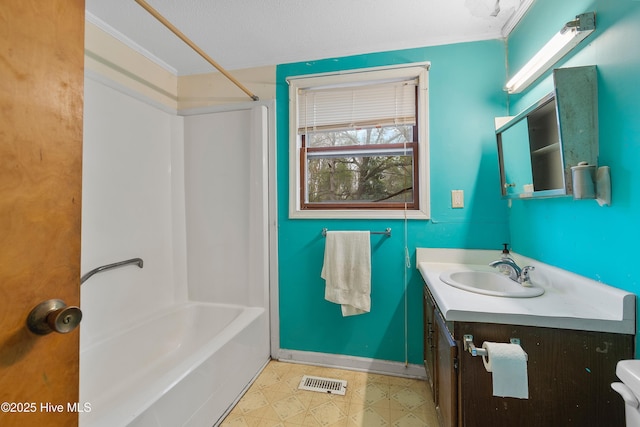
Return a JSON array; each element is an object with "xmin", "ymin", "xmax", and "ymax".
[{"xmin": 613, "ymin": 360, "xmax": 640, "ymax": 426}]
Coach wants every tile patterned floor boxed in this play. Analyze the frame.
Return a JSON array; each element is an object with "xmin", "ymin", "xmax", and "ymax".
[{"xmin": 220, "ymin": 360, "xmax": 439, "ymax": 427}]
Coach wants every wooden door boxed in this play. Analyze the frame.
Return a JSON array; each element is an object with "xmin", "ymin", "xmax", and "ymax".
[{"xmin": 0, "ymin": 1, "xmax": 84, "ymax": 426}]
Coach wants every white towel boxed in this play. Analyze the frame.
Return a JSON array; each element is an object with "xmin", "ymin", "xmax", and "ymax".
[{"xmin": 321, "ymin": 231, "xmax": 371, "ymax": 316}]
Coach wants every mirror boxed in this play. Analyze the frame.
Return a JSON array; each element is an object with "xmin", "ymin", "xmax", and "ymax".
[
  {"xmin": 497, "ymin": 93, "xmax": 565, "ymax": 198},
  {"xmin": 501, "ymin": 118, "xmax": 533, "ymax": 196}
]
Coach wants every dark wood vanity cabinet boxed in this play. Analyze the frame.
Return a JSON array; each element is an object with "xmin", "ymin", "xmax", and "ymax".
[
  {"xmin": 423, "ymin": 288, "xmax": 435, "ymax": 392},
  {"xmin": 434, "ymin": 310, "xmax": 458, "ymax": 427},
  {"xmin": 424, "ymin": 286, "xmax": 458, "ymax": 427},
  {"xmin": 423, "ymin": 284, "xmax": 634, "ymax": 427}
]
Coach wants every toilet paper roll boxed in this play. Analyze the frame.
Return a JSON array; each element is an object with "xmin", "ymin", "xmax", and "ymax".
[{"xmin": 482, "ymin": 341, "xmax": 529, "ymax": 399}]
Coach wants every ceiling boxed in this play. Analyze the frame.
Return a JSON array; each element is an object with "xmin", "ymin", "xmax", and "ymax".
[{"xmin": 86, "ymin": 0, "xmax": 534, "ymax": 76}]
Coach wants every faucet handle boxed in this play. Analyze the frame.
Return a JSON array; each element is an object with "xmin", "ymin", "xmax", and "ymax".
[{"xmin": 520, "ymin": 266, "xmax": 535, "ymax": 285}]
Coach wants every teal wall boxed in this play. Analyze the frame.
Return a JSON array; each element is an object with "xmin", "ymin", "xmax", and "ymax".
[
  {"xmin": 506, "ymin": 0, "xmax": 640, "ymax": 301},
  {"xmin": 275, "ymin": 0, "xmax": 640, "ymax": 367},
  {"xmin": 276, "ymin": 41, "xmax": 509, "ymax": 364}
]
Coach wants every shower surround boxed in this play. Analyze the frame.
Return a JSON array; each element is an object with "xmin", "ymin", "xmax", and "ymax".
[{"xmin": 80, "ymin": 77, "xmax": 272, "ymax": 426}]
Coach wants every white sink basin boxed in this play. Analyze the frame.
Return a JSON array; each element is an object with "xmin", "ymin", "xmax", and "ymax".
[{"xmin": 439, "ymin": 270, "xmax": 545, "ymax": 298}]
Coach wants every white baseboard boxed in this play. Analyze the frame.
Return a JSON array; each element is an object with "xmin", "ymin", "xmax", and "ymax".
[{"xmin": 274, "ymin": 349, "xmax": 426, "ymax": 380}]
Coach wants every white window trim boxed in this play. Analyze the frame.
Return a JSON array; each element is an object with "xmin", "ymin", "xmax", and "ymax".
[{"xmin": 287, "ymin": 63, "xmax": 431, "ymax": 219}]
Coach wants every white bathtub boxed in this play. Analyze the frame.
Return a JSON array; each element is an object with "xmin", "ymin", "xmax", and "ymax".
[{"xmin": 79, "ymin": 302, "xmax": 269, "ymax": 427}]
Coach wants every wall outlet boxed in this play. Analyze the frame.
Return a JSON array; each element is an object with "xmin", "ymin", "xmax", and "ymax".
[{"xmin": 451, "ymin": 190, "xmax": 464, "ymax": 208}]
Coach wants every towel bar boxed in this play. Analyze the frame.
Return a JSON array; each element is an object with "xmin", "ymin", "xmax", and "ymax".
[{"xmin": 321, "ymin": 228, "xmax": 391, "ymax": 237}]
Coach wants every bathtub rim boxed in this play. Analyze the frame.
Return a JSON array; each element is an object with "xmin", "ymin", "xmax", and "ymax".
[
  {"xmin": 80, "ymin": 300, "xmax": 251, "ymax": 354},
  {"xmin": 80, "ymin": 301, "xmax": 266, "ymax": 427}
]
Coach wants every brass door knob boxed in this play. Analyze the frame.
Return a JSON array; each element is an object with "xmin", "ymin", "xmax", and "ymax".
[{"xmin": 27, "ymin": 299, "xmax": 82, "ymax": 335}]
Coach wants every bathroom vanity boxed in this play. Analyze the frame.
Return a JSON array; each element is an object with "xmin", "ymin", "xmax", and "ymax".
[{"xmin": 417, "ymin": 248, "xmax": 635, "ymax": 427}]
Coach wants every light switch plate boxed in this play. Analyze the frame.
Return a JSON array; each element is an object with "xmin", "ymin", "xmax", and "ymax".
[{"xmin": 451, "ymin": 190, "xmax": 464, "ymax": 208}]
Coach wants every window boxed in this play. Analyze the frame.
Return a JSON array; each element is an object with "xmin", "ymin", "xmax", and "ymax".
[{"xmin": 288, "ymin": 64, "xmax": 430, "ymax": 219}]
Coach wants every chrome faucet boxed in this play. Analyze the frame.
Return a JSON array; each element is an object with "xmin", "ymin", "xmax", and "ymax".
[
  {"xmin": 489, "ymin": 258, "xmax": 521, "ymax": 281},
  {"xmin": 489, "ymin": 259, "xmax": 536, "ymax": 286}
]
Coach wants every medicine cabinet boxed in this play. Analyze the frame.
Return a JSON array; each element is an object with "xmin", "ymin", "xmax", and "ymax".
[{"xmin": 495, "ymin": 66, "xmax": 598, "ymax": 199}]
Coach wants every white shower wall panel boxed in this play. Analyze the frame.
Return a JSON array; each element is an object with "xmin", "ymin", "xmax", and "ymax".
[
  {"xmin": 81, "ymin": 77, "xmax": 187, "ymax": 346},
  {"xmin": 183, "ymin": 109, "xmax": 254, "ymax": 306}
]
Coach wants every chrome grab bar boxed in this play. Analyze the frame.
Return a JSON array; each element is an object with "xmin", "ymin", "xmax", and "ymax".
[{"xmin": 81, "ymin": 258, "xmax": 144, "ymax": 284}]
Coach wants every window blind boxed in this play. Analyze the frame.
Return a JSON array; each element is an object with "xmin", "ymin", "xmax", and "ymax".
[{"xmin": 297, "ymin": 79, "xmax": 417, "ymax": 134}]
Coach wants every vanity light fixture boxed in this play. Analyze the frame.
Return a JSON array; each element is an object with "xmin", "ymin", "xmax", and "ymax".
[{"xmin": 505, "ymin": 12, "xmax": 596, "ymax": 94}]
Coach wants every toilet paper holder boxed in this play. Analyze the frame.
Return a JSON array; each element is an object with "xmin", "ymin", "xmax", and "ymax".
[{"xmin": 463, "ymin": 335, "xmax": 527, "ymax": 360}]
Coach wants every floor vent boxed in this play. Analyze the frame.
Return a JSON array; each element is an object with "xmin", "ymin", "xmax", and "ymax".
[{"xmin": 298, "ymin": 375, "xmax": 347, "ymax": 395}]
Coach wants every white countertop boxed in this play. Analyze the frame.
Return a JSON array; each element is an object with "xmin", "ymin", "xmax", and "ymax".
[{"xmin": 417, "ymin": 248, "xmax": 636, "ymax": 334}]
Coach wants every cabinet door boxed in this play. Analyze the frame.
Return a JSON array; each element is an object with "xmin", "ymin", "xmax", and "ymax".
[
  {"xmin": 434, "ymin": 311, "xmax": 458, "ymax": 427},
  {"xmin": 423, "ymin": 286, "xmax": 435, "ymax": 393},
  {"xmin": 457, "ymin": 322, "xmax": 632, "ymax": 427}
]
